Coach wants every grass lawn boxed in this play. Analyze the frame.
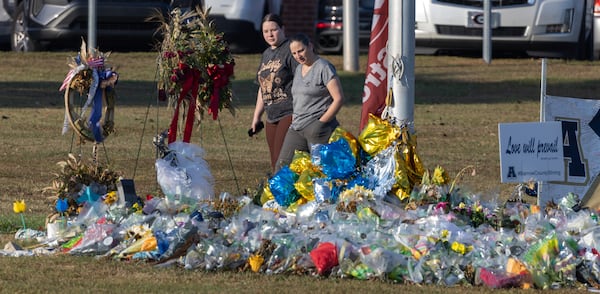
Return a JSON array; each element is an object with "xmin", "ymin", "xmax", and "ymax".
[{"xmin": 0, "ymin": 51, "xmax": 597, "ymax": 293}]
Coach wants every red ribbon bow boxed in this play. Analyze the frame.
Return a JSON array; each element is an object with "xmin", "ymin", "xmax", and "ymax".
[
  {"xmin": 168, "ymin": 63, "xmax": 202, "ymax": 144},
  {"xmin": 206, "ymin": 63, "xmax": 234, "ymax": 120}
]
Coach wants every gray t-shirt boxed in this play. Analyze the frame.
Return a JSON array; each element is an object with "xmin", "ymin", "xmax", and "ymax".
[
  {"xmin": 255, "ymin": 39, "xmax": 298, "ymax": 123},
  {"xmin": 290, "ymin": 58, "xmax": 337, "ymax": 131}
]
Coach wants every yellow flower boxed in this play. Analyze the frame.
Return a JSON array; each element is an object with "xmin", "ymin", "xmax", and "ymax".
[
  {"xmin": 13, "ymin": 199, "xmax": 26, "ymax": 214},
  {"xmin": 131, "ymin": 202, "xmax": 143, "ymax": 214},
  {"xmin": 441, "ymin": 229, "xmax": 449, "ymax": 239},
  {"xmin": 104, "ymin": 191, "xmax": 118, "ymax": 205},
  {"xmin": 432, "ymin": 166, "xmax": 450, "ymax": 185},
  {"xmin": 248, "ymin": 254, "xmax": 264, "ymax": 273},
  {"xmin": 458, "ymin": 202, "xmax": 466, "ymax": 209},
  {"xmin": 450, "ymin": 241, "xmax": 472, "ymax": 255},
  {"xmin": 450, "ymin": 241, "xmax": 466, "ymax": 255}
]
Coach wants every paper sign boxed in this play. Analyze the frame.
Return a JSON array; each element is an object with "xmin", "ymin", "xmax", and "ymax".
[
  {"xmin": 498, "ymin": 121, "xmax": 564, "ymax": 183},
  {"xmin": 542, "ymin": 96, "xmax": 600, "ymax": 207}
]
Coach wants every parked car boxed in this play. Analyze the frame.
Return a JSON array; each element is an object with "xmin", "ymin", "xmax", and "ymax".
[
  {"xmin": 315, "ymin": 0, "xmax": 374, "ymax": 54},
  {"xmin": 201, "ymin": 0, "xmax": 282, "ymax": 53},
  {"xmin": 0, "ymin": 1, "xmax": 11, "ymax": 49},
  {"xmin": 2, "ymin": 0, "xmax": 200, "ymax": 52},
  {"xmin": 314, "ymin": 0, "xmax": 599, "ymax": 60},
  {"xmin": 415, "ymin": 0, "xmax": 597, "ymax": 60}
]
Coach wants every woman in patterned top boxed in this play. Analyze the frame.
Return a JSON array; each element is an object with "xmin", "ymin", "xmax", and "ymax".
[{"xmin": 251, "ymin": 14, "xmax": 299, "ymax": 172}]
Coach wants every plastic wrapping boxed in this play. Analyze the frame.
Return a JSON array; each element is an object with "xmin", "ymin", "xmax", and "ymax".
[
  {"xmin": 155, "ymin": 141, "xmax": 214, "ymax": 202},
  {"xmin": 359, "ymin": 246, "xmax": 407, "ymax": 277},
  {"xmin": 74, "ymin": 200, "xmax": 109, "ymax": 228},
  {"xmin": 69, "ymin": 222, "xmax": 116, "ymax": 255}
]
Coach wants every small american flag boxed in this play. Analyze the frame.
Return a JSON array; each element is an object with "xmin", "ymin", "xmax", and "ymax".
[{"xmin": 87, "ymin": 57, "xmax": 104, "ymax": 68}]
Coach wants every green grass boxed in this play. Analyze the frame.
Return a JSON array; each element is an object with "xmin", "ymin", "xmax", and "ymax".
[{"xmin": 0, "ymin": 52, "xmax": 597, "ymax": 292}]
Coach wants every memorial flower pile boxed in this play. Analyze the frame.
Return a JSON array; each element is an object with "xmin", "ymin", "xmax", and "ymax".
[{"xmin": 7, "ymin": 111, "xmax": 600, "ymax": 291}]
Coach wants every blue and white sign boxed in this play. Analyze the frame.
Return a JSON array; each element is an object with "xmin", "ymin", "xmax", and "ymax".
[
  {"xmin": 542, "ymin": 96, "xmax": 600, "ymax": 207},
  {"xmin": 498, "ymin": 121, "xmax": 564, "ymax": 183}
]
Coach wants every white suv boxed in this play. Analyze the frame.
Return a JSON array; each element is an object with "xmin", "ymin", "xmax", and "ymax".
[
  {"xmin": 415, "ymin": 0, "xmax": 596, "ymax": 59},
  {"xmin": 202, "ymin": 0, "xmax": 282, "ymax": 53}
]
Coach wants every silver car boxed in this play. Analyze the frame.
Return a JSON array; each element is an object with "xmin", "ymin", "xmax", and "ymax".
[
  {"xmin": 1, "ymin": 0, "xmax": 200, "ymax": 52},
  {"xmin": 415, "ymin": 0, "xmax": 598, "ymax": 60}
]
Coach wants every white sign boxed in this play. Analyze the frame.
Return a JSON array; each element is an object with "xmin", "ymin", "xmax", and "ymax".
[
  {"xmin": 498, "ymin": 121, "xmax": 564, "ymax": 183},
  {"xmin": 542, "ymin": 96, "xmax": 600, "ymax": 207}
]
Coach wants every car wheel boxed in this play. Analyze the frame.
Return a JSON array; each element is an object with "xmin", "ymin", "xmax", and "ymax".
[{"xmin": 10, "ymin": 2, "xmax": 40, "ymax": 52}]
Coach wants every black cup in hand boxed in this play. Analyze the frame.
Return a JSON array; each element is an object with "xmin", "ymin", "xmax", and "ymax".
[{"xmin": 248, "ymin": 121, "xmax": 264, "ymax": 137}]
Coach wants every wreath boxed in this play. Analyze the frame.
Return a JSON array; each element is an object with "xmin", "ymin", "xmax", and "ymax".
[
  {"xmin": 153, "ymin": 6, "xmax": 235, "ymax": 144},
  {"xmin": 60, "ymin": 40, "xmax": 119, "ymax": 143}
]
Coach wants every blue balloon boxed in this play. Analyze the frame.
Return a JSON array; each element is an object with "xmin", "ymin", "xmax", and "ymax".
[
  {"xmin": 55, "ymin": 198, "xmax": 69, "ymax": 213},
  {"xmin": 319, "ymin": 139, "xmax": 356, "ymax": 180},
  {"xmin": 268, "ymin": 166, "xmax": 300, "ymax": 207}
]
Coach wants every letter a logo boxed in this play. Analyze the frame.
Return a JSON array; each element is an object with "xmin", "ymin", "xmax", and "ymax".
[{"xmin": 507, "ymin": 166, "xmax": 516, "ymax": 178}]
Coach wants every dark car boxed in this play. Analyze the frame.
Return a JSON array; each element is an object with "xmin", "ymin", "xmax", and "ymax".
[
  {"xmin": 0, "ymin": 1, "xmax": 12, "ymax": 49},
  {"xmin": 4, "ymin": 0, "xmax": 200, "ymax": 52},
  {"xmin": 315, "ymin": 0, "xmax": 374, "ymax": 54}
]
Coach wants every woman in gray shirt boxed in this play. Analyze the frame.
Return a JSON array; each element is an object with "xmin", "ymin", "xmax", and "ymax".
[{"xmin": 275, "ymin": 33, "xmax": 345, "ymax": 171}]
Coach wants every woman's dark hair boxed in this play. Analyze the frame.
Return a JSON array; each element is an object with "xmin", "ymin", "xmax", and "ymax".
[
  {"xmin": 289, "ymin": 33, "xmax": 311, "ymax": 47},
  {"xmin": 289, "ymin": 33, "xmax": 317, "ymax": 53},
  {"xmin": 262, "ymin": 13, "xmax": 283, "ymax": 28}
]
